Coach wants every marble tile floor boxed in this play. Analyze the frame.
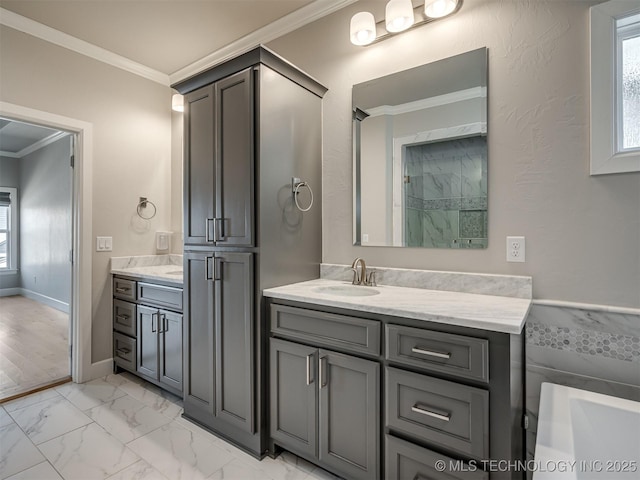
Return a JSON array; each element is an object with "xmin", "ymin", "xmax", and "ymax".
[
  {"xmin": 0, "ymin": 295, "xmax": 70, "ymax": 400},
  {"xmin": 0, "ymin": 371, "xmax": 341, "ymax": 480}
]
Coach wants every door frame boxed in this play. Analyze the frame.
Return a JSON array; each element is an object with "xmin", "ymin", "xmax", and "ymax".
[{"xmin": 0, "ymin": 101, "xmax": 98, "ymax": 383}]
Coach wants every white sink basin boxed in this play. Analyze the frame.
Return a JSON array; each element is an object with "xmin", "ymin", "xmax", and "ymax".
[{"xmin": 313, "ymin": 285, "xmax": 380, "ymax": 297}]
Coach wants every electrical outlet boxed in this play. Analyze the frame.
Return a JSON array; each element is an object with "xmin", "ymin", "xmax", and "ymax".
[
  {"xmin": 96, "ymin": 236, "xmax": 113, "ymax": 252},
  {"xmin": 362, "ymin": 233, "xmax": 369, "ymax": 243},
  {"xmin": 507, "ymin": 236, "xmax": 525, "ymax": 262}
]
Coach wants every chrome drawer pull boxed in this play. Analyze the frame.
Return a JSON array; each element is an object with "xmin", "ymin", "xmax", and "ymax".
[
  {"xmin": 115, "ymin": 287, "xmax": 130, "ymax": 293},
  {"xmin": 116, "ymin": 347, "xmax": 131, "ymax": 356},
  {"xmin": 411, "ymin": 405, "xmax": 450, "ymax": 422},
  {"xmin": 411, "ymin": 346, "xmax": 451, "ymax": 359},
  {"xmin": 115, "ymin": 314, "xmax": 129, "ymax": 321}
]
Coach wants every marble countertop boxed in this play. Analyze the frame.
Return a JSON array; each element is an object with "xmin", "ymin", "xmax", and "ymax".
[
  {"xmin": 263, "ymin": 278, "xmax": 532, "ymax": 334},
  {"xmin": 111, "ymin": 255, "xmax": 183, "ymax": 286}
]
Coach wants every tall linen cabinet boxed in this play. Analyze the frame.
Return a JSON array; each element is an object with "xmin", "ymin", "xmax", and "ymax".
[{"xmin": 173, "ymin": 47, "xmax": 326, "ymax": 457}]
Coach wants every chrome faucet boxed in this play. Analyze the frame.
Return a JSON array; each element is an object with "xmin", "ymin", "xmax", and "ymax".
[{"xmin": 351, "ymin": 258, "xmax": 377, "ymax": 286}]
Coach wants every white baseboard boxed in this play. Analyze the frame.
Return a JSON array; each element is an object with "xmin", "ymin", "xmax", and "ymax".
[
  {"xmin": 0, "ymin": 287, "xmax": 70, "ymax": 313},
  {"xmin": 0, "ymin": 287, "xmax": 22, "ymax": 297}
]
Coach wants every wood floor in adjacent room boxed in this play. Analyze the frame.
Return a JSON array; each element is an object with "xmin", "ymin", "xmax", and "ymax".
[{"xmin": 0, "ymin": 295, "xmax": 70, "ymax": 400}]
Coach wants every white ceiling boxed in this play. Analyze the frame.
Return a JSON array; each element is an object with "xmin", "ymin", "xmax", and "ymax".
[{"xmin": 0, "ymin": 0, "xmax": 355, "ymax": 85}]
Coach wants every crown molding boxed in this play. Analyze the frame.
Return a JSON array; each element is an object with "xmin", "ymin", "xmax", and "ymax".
[
  {"xmin": 169, "ymin": 0, "xmax": 357, "ymax": 85},
  {"xmin": 365, "ymin": 86, "xmax": 487, "ymax": 117},
  {"xmin": 0, "ymin": 7, "xmax": 170, "ymax": 85},
  {"xmin": 0, "ymin": 130, "xmax": 70, "ymax": 158},
  {"xmin": 1, "ymin": 1, "xmax": 356, "ymax": 89}
]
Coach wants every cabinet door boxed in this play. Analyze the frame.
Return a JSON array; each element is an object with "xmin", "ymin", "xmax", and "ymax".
[
  {"xmin": 183, "ymin": 252, "xmax": 215, "ymax": 418},
  {"xmin": 214, "ymin": 69, "xmax": 254, "ymax": 247},
  {"xmin": 270, "ymin": 338, "xmax": 317, "ymax": 458},
  {"xmin": 184, "ymin": 85, "xmax": 215, "ymax": 246},
  {"xmin": 319, "ymin": 349, "xmax": 380, "ymax": 480},
  {"xmin": 137, "ymin": 305, "xmax": 159, "ymax": 379},
  {"xmin": 214, "ymin": 252, "xmax": 254, "ymax": 432},
  {"xmin": 159, "ymin": 310, "xmax": 183, "ymax": 392}
]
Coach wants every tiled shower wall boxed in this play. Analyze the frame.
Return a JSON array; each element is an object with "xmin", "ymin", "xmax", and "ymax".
[
  {"xmin": 404, "ymin": 136, "xmax": 487, "ymax": 248},
  {"xmin": 525, "ymin": 304, "xmax": 640, "ymax": 464}
]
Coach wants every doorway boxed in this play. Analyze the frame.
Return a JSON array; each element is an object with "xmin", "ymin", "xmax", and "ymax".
[{"xmin": 0, "ymin": 118, "xmax": 74, "ymax": 400}]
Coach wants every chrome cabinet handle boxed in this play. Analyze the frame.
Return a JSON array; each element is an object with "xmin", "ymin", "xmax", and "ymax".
[
  {"xmin": 162, "ymin": 314, "xmax": 168, "ymax": 333},
  {"xmin": 205, "ymin": 218, "xmax": 214, "ymax": 242},
  {"xmin": 411, "ymin": 346, "xmax": 451, "ymax": 359},
  {"xmin": 214, "ymin": 218, "xmax": 225, "ymax": 241},
  {"xmin": 116, "ymin": 347, "xmax": 130, "ymax": 356},
  {"xmin": 306, "ymin": 353, "xmax": 313, "ymax": 385},
  {"xmin": 205, "ymin": 256, "xmax": 213, "ymax": 280},
  {"xmin": 151, "ymin": 312, "xmax": 157, "ymax": 333},
  {"xmin": 411, "ymin": 405, "xmax": 451, "ymax": 422},
  {"xmin": 115, "ymin": 287, "xmax": 129, "ymax": 293},
  {"xmin": 213, "ymin": 257, "xmax": 222, "ymax": 281},
  {"xmin": 115, "ymin": 314, "xmax": 129, "ymax": 322},
  {"xmin": 320, "ymin": 356, "xmax": 328, "ymax": 388}
]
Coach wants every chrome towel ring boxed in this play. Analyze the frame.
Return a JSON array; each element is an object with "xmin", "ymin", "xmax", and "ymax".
[
  {"xmin": 137, "ymin": 197, "xmax": 157, "ymax": 220},
  {"xmin": 292, "ymin": 178, "xmax": 314, "ymax": 212}
]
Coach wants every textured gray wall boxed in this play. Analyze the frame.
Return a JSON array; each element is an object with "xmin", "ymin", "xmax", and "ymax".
[
  {"xmin": 267, "ymin": 0, "xmax": 640, "ymax": 308},
  {"xmin": 1, "ymin": 25, "xmax": 172, "ymax": 363},
  {"xmin": 18, "ymin": 136, "xmax": 72, "ymax": 305},
  {"xmin": 0, "ymin": 155, "xmax": 20, "ymax": 289}
]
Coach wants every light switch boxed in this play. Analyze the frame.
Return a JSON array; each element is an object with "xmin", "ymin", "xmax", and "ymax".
[{"xmin": 96, "ymin": 236, "xmax": 113, "ymax": 252}]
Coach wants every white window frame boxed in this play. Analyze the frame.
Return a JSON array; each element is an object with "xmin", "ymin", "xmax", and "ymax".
[
  {"xmin": 616, "ymin": 15, "xmax": 640, "ymax": 153},
  {"xmin": 0, "ymin": 187, "xmax": 18, "ymax": 275},
  {"xmin": 590, "ymin": 1, "xmax": 640, "ymax": 175}
]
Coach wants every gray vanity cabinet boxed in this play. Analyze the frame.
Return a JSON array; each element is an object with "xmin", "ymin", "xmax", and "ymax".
[
  {"xmin": 270, "ymin": 338, "xmax": 317, "ymax": 458},
  {"xmin": 270, "ymin": 338, "xmax": 380, "ymax": 480},
  {"xmin": 137, "ymin": 305, "xmax": 183, "ymax": 392},
  {"xmin": 112, "ymin": 275, "xmax": 183, "ymax": 396},
  {"xmin": 183, "ymin": 69, "xmax": 253, "ymax": 248},
  {"xmin": 319, "ymin": 350, "xmax": 380, "ymax": 480},
  {"xmin": 183, "ymin": 251, "xmax": 255, "ymax": 436},
  {"xmin": 269, "ymin": 303, "xmax": 380, "ymax": 480}
]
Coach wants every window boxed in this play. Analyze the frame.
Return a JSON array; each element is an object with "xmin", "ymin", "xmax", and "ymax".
[
  {"xmin": 590, "ymin": 1, "xmax": 640, "ymax": 175},
  {"xmin": 617, "ymin": 13, "xmax": 640, "ymax": 152},
  {"xmin": 0, "ymin": 187, "xmax": 17, "ymax": 273}
]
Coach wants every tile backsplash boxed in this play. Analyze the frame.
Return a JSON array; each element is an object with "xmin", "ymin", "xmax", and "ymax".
[{"xmin": 524, "ymin": 303, "xmax": 640, "ymax": 471}]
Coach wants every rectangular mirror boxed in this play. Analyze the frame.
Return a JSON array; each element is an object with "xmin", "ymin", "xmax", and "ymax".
[{"xmin": 353, "ymin": 47, "xmax": 488, "ymax": 248}]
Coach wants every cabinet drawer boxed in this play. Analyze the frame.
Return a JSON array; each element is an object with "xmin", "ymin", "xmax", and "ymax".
[
  {"xmin": 270, "ymin": 304, "xmax": 380, "ymax": 356},
  {"xmin": 113, "ymin": 332, "xmax": 136, "ymax": 372},
  {"xmin": 386, "ymin": 367, "xmax": 489, "ymax": 459},
  {"xmin": 138, "ymin": 282, "xmax": 183, "ymax": 311},
  {"xmin": 386, "ymin": 434, "xmax": 488, "ymax": 480},
  {"xmin": 113, "ymin": 299, "xmax": 136, "ymax": 336},
  {"xmin": 386, "ymin": 324, "xmax": 489, "ymax": 383},
  {"xmin": 113, "ymin": 277, "xmax": 136, "ymax": 301}
]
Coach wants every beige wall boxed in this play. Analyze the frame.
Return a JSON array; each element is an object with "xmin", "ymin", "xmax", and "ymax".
[
  {"xmin": 0, "ymin": 26, "xmax": 173, "ymax": 361},
  {"xmin": 267, "ymin": 0, "xmax": 640, "ymax": 308}
]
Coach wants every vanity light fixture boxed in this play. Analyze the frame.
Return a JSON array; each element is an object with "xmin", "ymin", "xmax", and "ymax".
[
  {"xmin": 424, "ymin": 0, "xmax": 458, "ymax": 18},
  {"xmin": 350, "ymin": 11, "xmax": 376, "ymax": 46},
  {"xmin": 350, "ymin": 0, "xmax": 460, "ymax": 46},
  {"xmin": 171, "ymin": 93, "xmax": 184, "ymax": 112},
  {"xmin": 385, "ymin": 0, "xmax": 415, "ymax": 33}
]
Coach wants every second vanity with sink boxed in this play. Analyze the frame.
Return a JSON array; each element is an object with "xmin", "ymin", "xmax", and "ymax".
[
  {"xmin": 264, "ymin": 264, "xmax": 532, "ymax": 480},
  {"xmin": 110, "ymin": 255, "xmax": 184, "ymax": 396}
]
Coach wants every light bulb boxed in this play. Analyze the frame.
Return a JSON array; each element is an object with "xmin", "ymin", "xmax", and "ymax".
[
  {"xmin": 350, "ymin": 11, "xmax": 376, "ymax": 46},
  {"xmin": 424, "ymin": 0, "xmax": 457, "ymax": 19},
  {"xmin": 385, "ymin": 0, "xmax": 414, "ymax": 33}
]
